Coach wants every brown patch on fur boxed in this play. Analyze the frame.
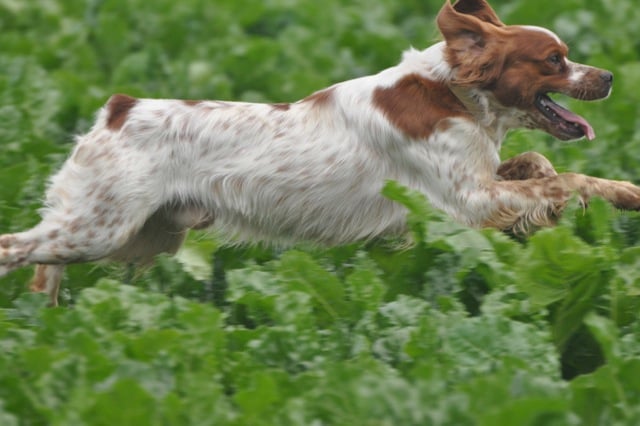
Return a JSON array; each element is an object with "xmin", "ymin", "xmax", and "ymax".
[
  {"xmin": 271, "ymin": 103, "xmax": 290, "ymax": 111},
  {"xmin": 69, "ymin": 219, "xmax": 82, "ymax": 233},
  {"xmin": 183, "ymin": 100, "xmax": 202, "ymax": 106},
  {"xmin": 542, "ymin": 184, "xmax": 568, "ymax": 200},
  {"xmin": 0, "ymin": 235, "xmax": 15, "ymax": 249},
  {"xmin": 106, "ymin": 94, "xmax": 138, "ymax": 130},
  {"xmin": 73, "ymin": 145, "xmax": 92, "ymax": 167},
  {"xmin": 109, "ymin": 216, "xmax": 124, "ymax": 228},
  {"xmin": 302, "ymin": 87, "xmax": 335, "ymax": 107},
  {"xmin": 434, "ymin": 119, "xmax": 457, "ymax": 133},
  {"xmin": 373, "ymin": 74, "xmax": 471, "ymax": 140}
]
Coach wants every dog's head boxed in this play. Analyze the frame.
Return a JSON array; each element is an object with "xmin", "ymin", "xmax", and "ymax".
[{"xmin": 437, "ymin": 0, "xmax": 612, "ymax": 141}]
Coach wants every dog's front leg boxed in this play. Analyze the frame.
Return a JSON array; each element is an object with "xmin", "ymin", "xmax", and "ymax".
[{"xmin": 472, "ymin": 173, "xmax": 640, "ymax": 232}]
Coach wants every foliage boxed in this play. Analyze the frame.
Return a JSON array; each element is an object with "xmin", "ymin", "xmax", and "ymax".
[{"xmin": 1, "ymin": 0, "xmax": 640, "ymax": 424}]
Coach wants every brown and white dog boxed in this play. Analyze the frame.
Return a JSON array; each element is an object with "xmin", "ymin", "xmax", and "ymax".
[{"xmin": 2, "ymin": 0, "xmax": 639, "ymax": 305}]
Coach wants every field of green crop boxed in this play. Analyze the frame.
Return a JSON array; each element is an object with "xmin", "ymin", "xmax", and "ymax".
[{"xmin": 2, "ymin": 0, "xmax": 640, "ymax": 424}]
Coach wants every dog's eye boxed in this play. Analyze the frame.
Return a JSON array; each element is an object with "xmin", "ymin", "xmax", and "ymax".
[{"xmin": 547, "ymin": 54, "xmax": 562, "ymax": 65}]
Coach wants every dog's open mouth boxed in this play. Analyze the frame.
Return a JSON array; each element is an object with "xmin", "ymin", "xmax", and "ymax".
[{"xmin": 535, "ymin": 94, "xmax": 595, "ymax": 140}]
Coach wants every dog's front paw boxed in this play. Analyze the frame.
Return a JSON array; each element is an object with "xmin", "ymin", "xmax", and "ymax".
[{"xmin": 608, "ymin": 181, "xmax": 640, "ymax": 211}]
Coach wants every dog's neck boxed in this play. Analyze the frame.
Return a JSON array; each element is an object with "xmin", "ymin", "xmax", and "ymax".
[{"xmin": 447, "ymin": 85, "xmax": 523, "ymax": 148}]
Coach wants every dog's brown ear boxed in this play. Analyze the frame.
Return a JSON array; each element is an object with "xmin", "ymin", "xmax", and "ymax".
[
  {"xmin": 437, "ymin": 0, "xmax": 506, "ymax": 86},
  {"xmin": 437, "ymin": 0, "xmax": 503, "ymax": 53},
  {"xmin": 452, "ymin": 0, "xmax": 503, "ymax": 27}
]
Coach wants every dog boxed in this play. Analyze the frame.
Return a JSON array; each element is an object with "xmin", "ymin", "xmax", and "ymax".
[{"xmin": 2, "ymin": 0, "xmax": 640, "ymax": 306}]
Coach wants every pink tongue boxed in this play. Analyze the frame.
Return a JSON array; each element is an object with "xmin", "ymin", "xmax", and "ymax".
[{"xmin": 553, "ymin": 106, "xmax": 596, "ymax": 140}]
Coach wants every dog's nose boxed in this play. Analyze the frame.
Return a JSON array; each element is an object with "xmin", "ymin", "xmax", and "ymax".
[{"xmin": 601, "ymin": 72, "xmax": 614, "ymax": 84}]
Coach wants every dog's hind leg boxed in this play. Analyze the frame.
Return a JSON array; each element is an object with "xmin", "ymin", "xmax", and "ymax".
[
  {"xmin": 0, "ymin": 200, "xmax": 158, "ymax": 305},
  {"xmin": 0, "ymin": 194, "xmax": 159, "ymax": 267},
  {"xmin": 0, "ymin": 175, "xmax": 163, "ymax": 305},
  {"xmin": 29, "ymin": 264, "xmax": 64, "ymax": 306},
  {"xmin": 16, "ymin": 204, "xmax": 211, "ymax": 307}
]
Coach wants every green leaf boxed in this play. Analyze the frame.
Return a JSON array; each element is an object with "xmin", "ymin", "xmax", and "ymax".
[
  {"xmin": 381, "ymin": 180, "xmax": 440, "ymax": 243},
  {"xmin": 584, "ymin": 313, "xmax": 620, "ymax": 364},
  {"xmin": 514, "ymin": 227, "xmax": 612, "ymax": 350},
  {"xmin": 175, "ymin": 234, "xmax": 218, "ymax": 281},
  {"xmin": 515, "ymin": 227, "xmax": 605, "ymax": 307},
  {"xmin": 276, "ymin": 251, "xmax": 348, "ymax": 325},
  {"xmin": 572, "ymin": 198, "xmax": 613, "ymax": 245}
]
